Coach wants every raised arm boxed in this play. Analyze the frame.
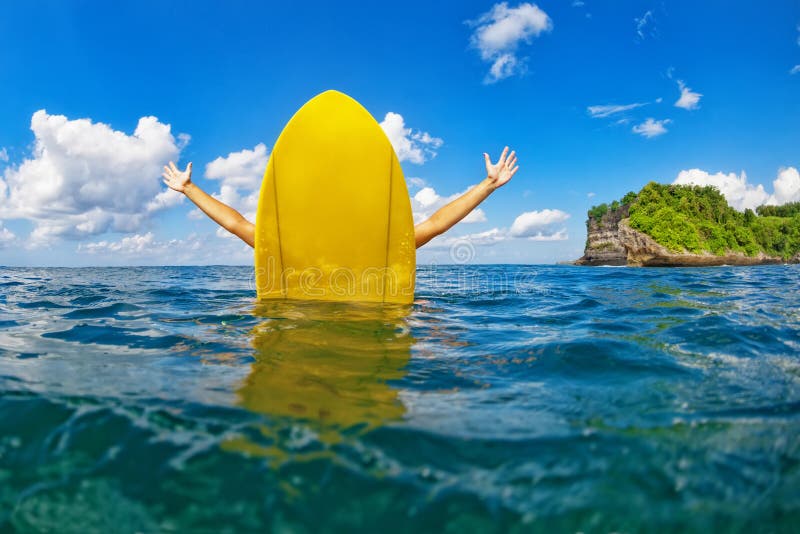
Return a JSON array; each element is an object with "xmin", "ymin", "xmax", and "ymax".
[
  {"xmin": 162, "ymin": 162, "xmax": 255, "ymax": 247},
  {"xmin": 414, "ymin": 147, "xmax": 518, "ymax": 248}
]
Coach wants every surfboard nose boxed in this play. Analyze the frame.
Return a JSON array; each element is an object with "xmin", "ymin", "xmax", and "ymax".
[{"xmin": 308, "ymin": 89, "xmax": 359, "ymax": 109}]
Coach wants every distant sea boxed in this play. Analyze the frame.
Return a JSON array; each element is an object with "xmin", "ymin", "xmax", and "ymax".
[{"xmin": 1, "ymin": 265, "xmax": 798, "ymax": 532}]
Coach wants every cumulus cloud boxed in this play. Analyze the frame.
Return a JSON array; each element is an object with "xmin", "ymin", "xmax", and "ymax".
[
  {"xmin": 379, "ymin": 112, "xmax": 443, "ymax": 164},
  {"xmin": 197, "ymin": 143, "xmax": 269, "ymax": 225},
  {"xmin": 146, "ymin": 189, "xmax": 183, "ymax": 213},
  {"xmin": 632, "ymin": 118, "xmax": 671, "ymax": 138},
  {"xmin": 509, "ymin": 208, "xmax": 570, "ymax": 239},
  {"xmin": 0, "ymin": 148, "xmax": 8, "ymax": 163},
  {"xmin": 468, "ymin": 2, "xmax": 553, "ymax": 83},
  {"xmin": 635, "ymin": 10, "xmax": 654, "ymax": 40},
  {"xmin": 206, "ymin": 143, "xmax": 267, "ymax": 191},
  {"xmin": 0, "ymin": 110, "xmax": 185, "ymax": 245},
  {"xmin": 769, "ymin": 167, "xmax": 800, "ymax": 205},
  {"xmin": 790, "ymin": 65, "xmax": 800, "ymax": 75},
  {"xmin": 425, "ymin": 228, "xmax": 509, "ymax": 249},
  {"xmin": 79, "ymin": 232, "xmax": 164, "ymax": 255},
  {"xmin": 411, "ymin": 186, "xmax": 486, "ymax": 224},
  {"xmin": 424, "ymin": 208, "xmax": 569, "ymax": 249},
  {"xmin": 671, "ymin": 167, "xmax": 800, "ymax": 211},
  {"xmin": 587, "ymin": 102, "xmax": 647, "ymax": 119},
  {"xmin": 675, "ymin": 80, "xmax": 702, "ymax": 110},
  {"xmin": 674, "ymin": 169, "xmax": 767, "ymax": 211},
  {"xmin": 78, "ymin": 231, "xmax": 252, "ymax": 264},
  {"xmin": 0, "ymin": 222, "xmax": 15, "ymax": 247},
  {"xmin": 406, "ymin": 177, "xmax": 427, "ymax": 190}
]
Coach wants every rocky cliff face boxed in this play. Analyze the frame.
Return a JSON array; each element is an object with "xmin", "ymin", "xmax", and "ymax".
[
  {"xmin": 575, "ymin": 206, "xmax": 629, "ymax": 266},
  {"xmin": 575, "ymin": 206, "xmax": 798, "ymax": 266}
]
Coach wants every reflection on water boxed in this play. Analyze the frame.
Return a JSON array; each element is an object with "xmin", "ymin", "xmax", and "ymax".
[{"xmin": 227, "ymin": 301, "xmax": 414, "ymax": 457}]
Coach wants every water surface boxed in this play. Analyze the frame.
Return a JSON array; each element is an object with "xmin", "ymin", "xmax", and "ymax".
[{"xmin": 1, "ymin": 265, "xmax": 798, "ymax": 532}]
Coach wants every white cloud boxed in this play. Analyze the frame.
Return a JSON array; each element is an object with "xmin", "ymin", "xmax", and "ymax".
[
  {"xmin": 0, "ymin": 148, "xmax": 8, "ymax": 163},
  {"xmin": 0, "ymin": 110, "xmax": 185, "ymax": 245},
  {"xmin": 379, "ymin": 112, "xmax": 443, "ymax": 164},
  {"xmin": 587, "ymin": 102, "xmax": 646, "ymax": 118},
  {"xmin": 768, "ymin": 167, "xmax": 800, "ymax": 206},
  {"xmin": 571, "ymin": 1, "xmax": 585, "ymax": 6},
  {"xmin": 187, "ymin": 208, "xmax": 205, "ymax": 220},
  {"xmin": 468, "ymin": 2, "xmax": 553, "ymax": 83},
  {"xmin": 673, "ymin": 169, "xmax": 769, "ymax": 211},
  {"xmin": 635, "ymin": 10, "xmax": 654, "ymax": 40},
  {"xmin": 675, "ymin": 80, "xmax": 702, "ymax": 110},
  {"xmin": 587, "ymin": 192, "xmax": 596, "ymax": 198},
  {"xmin": 79, "ymin": 232, "xmax": 161, "ymax": 254},
  {"xmin": 674, "ymin": 167, "xmax": 800, "ymax": 211},
  {"xmin": 176, "ymin": 133, "xmax": 191, "ymax": 151},
  {"xmin": 78, "ymin": 231, "xmax": 252, "ymax": 264},
  {"xmin": 425, "ymin": 227, "xmax": 509, "ymax": 249},
  {"xmin": 411, "ymin": 186, "xmax": 486, "ymax": 224},
  {"xmin": 205, "ymin": 143, "xmax": 267, "ymax": 190},
  {"xmin": 632, "ymin": 118, "xmax": 671, "ymax": 138},
  {"xmin": 146, "ymin": 189, "xmax": 183, "ymax": 212},
  {"xmin": 790, "ymin": 65, "xmax": 800, "ymax": 75},
  {"xmin": 424, "ymin": 208, "xmax": 569, "ymax": 249},
  {"xmin": 509, "ymin": 208, "xmax": 570, "ymax": 239},
  {"xmin": 407, "ymin": 177, "xmax": 427, "ymax": 190},
  {"xmin": 0, "ymin": 222, "xmax": 15, "ymax": 247},
  {"xmin": 202, "ymin": 143, "xmax": 269, "ymax": 223}
]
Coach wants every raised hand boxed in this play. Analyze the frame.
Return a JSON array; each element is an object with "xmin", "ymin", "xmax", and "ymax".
[
  {"xmin": 483, "ymin": 147, "xmax": 519, "ymax": 190},
  {"xmin": 162, "ymin": 161, "xmax": 193, "ymax": 193}
]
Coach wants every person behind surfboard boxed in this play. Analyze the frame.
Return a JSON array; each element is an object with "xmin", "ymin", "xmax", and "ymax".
[{"xmin": 162, "ymin": 147, "xmax": 519, "ymax": 249}]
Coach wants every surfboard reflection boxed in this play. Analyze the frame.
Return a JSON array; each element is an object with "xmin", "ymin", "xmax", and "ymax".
[{"xmin": 225, "ymin": 300, "xmax": 413, "ymax": 459}]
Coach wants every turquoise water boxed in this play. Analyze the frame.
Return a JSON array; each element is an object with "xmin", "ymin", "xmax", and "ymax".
[{"xmin": 0, "ymin": 265, "xmax": 798, "ymax": 532}]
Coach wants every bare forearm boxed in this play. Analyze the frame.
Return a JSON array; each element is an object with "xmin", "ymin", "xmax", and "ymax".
[
  {"xmin": 415, "ymin": 178, "xmax": 494, "ymax": 247},
  {"xmin": 184, "ymin": 183, "xmax": 255, "ymax": 247}
]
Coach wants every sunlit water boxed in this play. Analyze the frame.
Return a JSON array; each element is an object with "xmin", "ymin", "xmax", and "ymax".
[{"xmin": 0, "ymin": 265, "xmax": 798, "ymax": 532}]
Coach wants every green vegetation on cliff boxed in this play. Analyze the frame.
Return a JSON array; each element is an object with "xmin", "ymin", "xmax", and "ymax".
[
  {"xmin": 756, "ymin": 202, "xmax": 800, "ymax": 218},
  {"xmin": 588, "ymin": 182, "xmax": 800, "ymax": 259}
]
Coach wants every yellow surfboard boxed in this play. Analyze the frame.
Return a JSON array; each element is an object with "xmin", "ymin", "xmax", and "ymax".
[{"xmin": 254, "ymin": 90, "xmax": 415, "ymax": 304}]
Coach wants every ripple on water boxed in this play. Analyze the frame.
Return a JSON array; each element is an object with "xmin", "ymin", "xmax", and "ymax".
[
  {"xmin": 0, "ymin": 264, "xmax": 798, "ymax": 531},
  {"xmin": 42, "ymin": 324, "xmax": 187, "ymax": 350}
]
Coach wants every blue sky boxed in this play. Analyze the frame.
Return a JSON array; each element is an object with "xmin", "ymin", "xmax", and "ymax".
[{"xmin": 1, "ymin": 0, "xmax": 798, "ymax": 265}]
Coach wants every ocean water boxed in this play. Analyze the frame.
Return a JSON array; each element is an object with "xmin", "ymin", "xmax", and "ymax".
[{"xmin": 0, "ymin": 264, "xmax": 798, "ymax": 532}]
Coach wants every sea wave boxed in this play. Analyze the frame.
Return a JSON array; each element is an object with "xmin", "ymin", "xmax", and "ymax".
[{"xmin": 1, "ymin": 265, "xmax": 799, "ymax": 531}]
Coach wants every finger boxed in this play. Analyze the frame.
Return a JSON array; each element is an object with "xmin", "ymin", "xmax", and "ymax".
[
  {"xmin": 169, "ymin": 161, "xmax": 179, "ymax": 173},
  {"xmin": 163, "ymin": 165, "xmax": 173, "ymax": 176},
  {"xmin": 498, "ymin": 146, "xmax": 509, "ymax": 165},
  {"xmin": 186, "ymin": 162, "xmax": 193, "ymax": 173},
  {"xmin": 505, "ymin": 151, "xmax": 516, "ymax": 166},
  {"xmin": 163, "ymin": 179, "xmax": 171, "ymax": 187},
  {"xmin": 509, "ymin": 165, "xmax": 519, "ymax": 177},
  {"xmin": 162, "ymin": 172, "xmax": 171, "ymax": 180},
  {"xmin": 483, "ymin": 152, "xmax": 491, "ymax": 168},
  {"xmin": 506, "ymin": 156, "xmax": 517, "ymax": 168}
]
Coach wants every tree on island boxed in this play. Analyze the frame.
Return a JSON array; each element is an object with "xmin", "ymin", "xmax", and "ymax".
[{"xmin": 587, "ymin": 182, "xmax": 800, "ymax": 259}]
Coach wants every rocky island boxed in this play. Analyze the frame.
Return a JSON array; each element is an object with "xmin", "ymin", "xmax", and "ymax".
[{"xmin": 575, "ymin": 182, "xmax": 800, "ymax": 266}]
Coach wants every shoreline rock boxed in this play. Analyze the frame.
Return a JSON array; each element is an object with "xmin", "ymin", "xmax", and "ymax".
[{"xmin": 574, "ymin": 209, "xmax": 799, "ymax": 267}]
